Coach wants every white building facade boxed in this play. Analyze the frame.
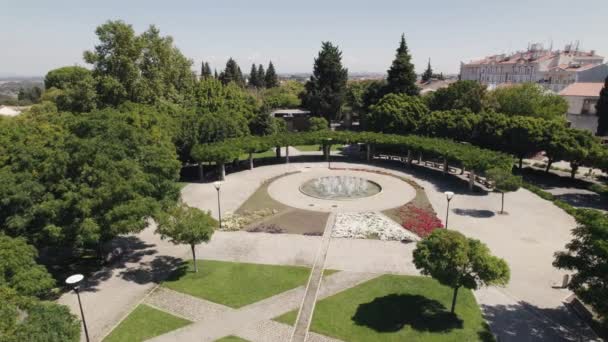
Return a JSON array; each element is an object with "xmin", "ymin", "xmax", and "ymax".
[{"xmin": 460, "ymin": 43, "xmax": 605, "ymax": 91}]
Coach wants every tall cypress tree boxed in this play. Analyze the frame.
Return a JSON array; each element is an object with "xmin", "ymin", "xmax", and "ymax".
[
  {"xmin": 220, "ymin": 58, "xmax": 244, "ymax": 86},
  {"xmin": 201, "ymin": 61, "xmax": 212, "ymax": 79},
  {"xmin": 265, "ymin": 61, "xmax": 279, "ymax": 88},
  {"xmin": 302, "ymin": 41, "xmax": 348, "ymax": 123},
  {"xmin": 257, "ymin": 64, "xmax": 266, "ymax": 88},
  {"xmin": 249, "ymin": 64, "xmax": 258, "ymax": 87},
  {"xmin": 596, "ymin": 76, "xmax": 608, "ymax": 136},
  {"xmin": 421, "ymin": 58, "xmax": 433, "ymax": 83},
  {"xmin": 386, "ymin": 34, "xmax": 419, "ymax": 95}
]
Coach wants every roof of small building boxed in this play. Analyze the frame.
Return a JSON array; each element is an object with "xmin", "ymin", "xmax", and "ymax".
[
  {"xmin": 559, "ymin": 82, "xmax": 604, "ymax": 97},
  {"xmin": 0, "ymin": 106, "xmax": 22, "ymax": 116},
  {"xmin": 271, "ymin": 109, "xmax": 311, "ymax": 114}
]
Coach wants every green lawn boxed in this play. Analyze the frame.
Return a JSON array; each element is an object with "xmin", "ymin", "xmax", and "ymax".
[
  {"xmin": 162, "ymin": 260, "xmax": 311, "ymax": 308},
  {"xmin": 103, "ymin": 304, "xmax": 191, "ymax": 342},
  {"xmin": 275, "ymin": 275, "xmax": 493, "ymax": 342},
  {"xmin": 214, "ymin": 336, "xmax": 250, "ymax": 342},
  {"xmin": 293, "ymin": 144, "xmax": 341, "ymax": 152}
]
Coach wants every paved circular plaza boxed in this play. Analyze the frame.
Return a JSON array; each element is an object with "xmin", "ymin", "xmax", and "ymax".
[{"xmin": 267, "ymin": 168, "xmax": 416, "ymax": 212}]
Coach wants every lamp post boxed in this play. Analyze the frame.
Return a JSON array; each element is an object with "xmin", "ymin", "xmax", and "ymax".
[
  {"xmin": 65, "ymin": 274, "xmax": 90, "ymax": 342},
  {"xmin": 326, "ymin": 138, "xmax": 333, "ymax": 169},
  {"xmin": 213, "ymin": 181, "xmax": 223, "ymax": 229},
  {"xmin": 444, "ymin": 191, "xmax": 454, "ymax": 229}
]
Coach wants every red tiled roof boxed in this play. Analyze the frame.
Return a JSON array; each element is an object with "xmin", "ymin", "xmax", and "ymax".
[{"xmin": 559, "ymin": 83, "xmax": 604, "ymax": 97}]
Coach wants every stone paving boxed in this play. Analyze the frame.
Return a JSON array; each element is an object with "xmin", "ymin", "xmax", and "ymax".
[
  {"xmin": 147, "ymin": 270, "xmax": 379, "ymax": 342},
  {"xmin": 60, "ymin": 157, "xmax": 600, "ymax": 341}
]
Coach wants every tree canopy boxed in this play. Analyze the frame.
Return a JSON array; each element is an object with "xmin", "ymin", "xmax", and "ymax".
[
  {"xmin": 426, "ymin": 80, "xmax": 487, "ymax": 113},
  {"xmin": 366, "ymin": 93, "xmax": 429, "ymax": 134},
  {"xmin": 385, "ymin": 34, "xmax": 419, "ymax": 96},
  {"xmin": 156, "ymin": 203, "xmax": 216, "ymax": 272},
  {"xmin": 596, "ymin": 76, "xmax": 608, "ymax": 136},
  {"xmin": 554, "ymin": 209, "xmax": 608, "ymax": 324},
  {"xmin": 264, "ymin": 61, "xmax": 279, "ymax": 88},
  {"xmin": 487, "ymin": 83, "xmax": 568, "ymax": 120},
  {"xmin": 413, "ymin": 229, "xmax": 510, "ymax": 313},
  {"xmin": 302, "ymin": 42, "xmax": 348, "ymax": 122}
]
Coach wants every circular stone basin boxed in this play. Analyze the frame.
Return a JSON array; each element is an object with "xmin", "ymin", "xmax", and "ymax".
[{"xmin": 299, "ymin": 176, "xmax": 381, "ymax": 200}]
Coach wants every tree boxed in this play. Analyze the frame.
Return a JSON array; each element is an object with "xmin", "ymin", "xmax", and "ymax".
[
  {"xmin": 0, "ymin": 288, "xmax": 80, "ymax": 342},
  {"xmin": 421, "ymin": 58, "xmax": 433, "ymax": 83},
  {"xmin": 486, "ymin": 168, "xmax": 522, "ymax": 214},
  {"xmin": 386, "ymin": 34, "xmax": 419, "ymax": 96},
  {"xmin": 487, "ymin": 83, "xmax": 568, "ymax": 120},
  {"xmin": 260, "ymin": 81, "xmax": 303, "ymax": 109},
  {"xmin": 0, "ymin": 234, "xmax": 55, "ymax": 298},
  {"xmin": 427, "ymin": 80, "xmax": 487, "ymax": 113},
  {"xmin": 156, "ymin": 203, "xmax": 216, "ymax": 273},
  {"xmin": 596, "ymin": 76, "xmax": 608, "ymax": 136},
  {"xmin": 249, "ymin": 112, "xmax": 279, "ymax": 136},
  {"xmin": 366, "ymin": 93, "xmax": 428, "ymax": 134},
  {"xmin": 308, "ymin": 117, "xmax": 329, "ymax": 131},
  {"xmin": 264, "ymin": 61, "xmax": 279, "ymax": 88},
  {"xmin": 249, "ymin": 64, "xmax": 258, "ymax": 87},
  {"xmin": 45, "ymin": 66, "xmax": 98, "ymax": 112},
  {"xmin": 201, "ymin": 61, "xmax": 212, "ymax": 79},
  {"xmin": 554, "ymin": 209, "xmax": 608, "ymax": 325},
  {"xmin": 301, "ymin": 42, "xmax": 348, "ymax": 123},
  {"xmin": 219, "ymin": 58, "xmax": 245, "ymax": 87},
  {"xmin": 83, "ymin": 21, "xmax": 196, "ymax": 107},
  {"xmin": 413, "ymin": 229, "xmax": 510, "ymax": 313},
  {"xmin": 256, "ymin": 64, "xmax": 266, "ymax": 88}
]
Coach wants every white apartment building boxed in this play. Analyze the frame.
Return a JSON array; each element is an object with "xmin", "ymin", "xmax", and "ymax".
[{"xmin": 460, "ymin": 43, "xmax": 605, "ymax": 91}]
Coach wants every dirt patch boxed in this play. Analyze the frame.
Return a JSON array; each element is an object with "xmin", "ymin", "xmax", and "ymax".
[
  {"xmin": 235, "ymin": 172, "xmax": 299, "ymax": 214},
  {"xmin": 251, "ymin": 209, "xmax": 330, "ymax": 235}
]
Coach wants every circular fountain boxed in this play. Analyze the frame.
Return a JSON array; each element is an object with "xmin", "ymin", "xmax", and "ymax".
[{"xmin": 299, "ymin": 175, "xmax": 381, "ymax": 200}]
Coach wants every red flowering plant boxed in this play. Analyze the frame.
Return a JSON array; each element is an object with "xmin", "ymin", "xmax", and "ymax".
[{"xmin": 398, "ymin": 203, "xmax": 444, "ymax": 238}]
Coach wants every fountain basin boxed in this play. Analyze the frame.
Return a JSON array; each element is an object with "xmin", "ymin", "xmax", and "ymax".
[{"xmin": 299, "ymin": 176, "xmax": 381, "ymax": 200}]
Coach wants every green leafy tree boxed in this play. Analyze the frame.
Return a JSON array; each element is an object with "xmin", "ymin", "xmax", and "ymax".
[
  {"xmin": 418, "ymin": 109, "xmax": 479, "ymax": 142},
  {"xmin": 201, "ymin": 61, "xmax": 212, "ymax": 79},
  {"xmin": 421, "ymin": 58, "xmax": 433, "ymax": 83},
  {"xmin": 219, "ymin": 58, "xmax": 245, "ymax": 87},
  {"xmin": 260, "ymin": 81, "xmax": 303, "ymax": 109},
  {"xmin": 45, "ymin": 66, "xmax": 98, "ymax": 112},
  {"xmin": 554, "ymin": 209, "xmax": 608, "ymax": 325},
  {"xmin": 256, "ymin": 64, "xmax": 266, "ymax": 88},
  {"xmin": 486, "ymin": 168, "xmax": 522, "ymax": 214},
  {"xmin": 0, "ymin": 288, "xmax": 80, "ymax": 342},
  {"xmin": 596, "ymin": 76, "xmax": 608, "ymax": 136},
  {"xmin": 264, "ymin": 61, "xmax": 279, "ymax": 88},
  {"xmin": 386, "ymin": 34, "xmax": 419, "ymax": 96},
  {"xmin": 366, "ymin": 93, "xmax": 428, "ymax": 134},
  {"xmin": 308, "ymin": 117, "xmax": 329, "ymax": 131},
  {"xmin": 413, "ymin": 229, "xmax": 510, "ymax": 313},
  {"xmin": 0, "ymin": 234, "xmax": 55, "ymax": 298},
  {"xmin": 249, "ymin": 64, "xmax": 259, "ymax": 87},
  {"xmin": 302, "ymin": 42, "xmax": 348, "ymax": 123},
  {"xmin": 488, "ymin": 83, "xmax": 568, "ymax": 120},
  {"xmin": 249, "ymin": 112, "xmax": 279, "ymax": 136},
  {"xmin": 156, "ymin": 203, "xmax": 216, "ymax": 272},
  {"xmin": 427, "ymin": 80, "xmax": 487, "ymax": 113}
]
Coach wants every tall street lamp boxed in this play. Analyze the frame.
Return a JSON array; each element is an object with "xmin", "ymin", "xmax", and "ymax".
[
  {"xmin": 213, "ymin": 181, "xmax": 223, "ymax": 229},
  {"xmin": 444, "ymin": 191, "xmax": 455, "ymax": 229},
  {"xmin": 65, "ymin": 274, "xmax": 90, "ymax": 342},
  {"xmin": 326, "ymin": 138, "xmax": 333, "ymax": 169}
]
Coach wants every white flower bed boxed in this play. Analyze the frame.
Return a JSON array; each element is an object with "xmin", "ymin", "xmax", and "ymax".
[{"xmin": 332, "ymin": 212, "xmax": 420, "ymax": 242}]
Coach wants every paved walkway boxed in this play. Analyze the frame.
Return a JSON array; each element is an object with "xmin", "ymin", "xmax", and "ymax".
[
  {"xmin": 59, "ymin": 159, "xmax": 599, "ymax": 341},
  {"xmin": 148, "ymin": 270, "xmax": 378, "ymax": 341},
  {"xmin": 291, "ymin": 212, "xmax": 336, "ymax": 342}
]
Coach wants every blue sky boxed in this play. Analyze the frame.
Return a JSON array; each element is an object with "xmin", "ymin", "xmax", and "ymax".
[{"xmin": 1, "ymin": 0, "xmax": 607, "ymax": 76}]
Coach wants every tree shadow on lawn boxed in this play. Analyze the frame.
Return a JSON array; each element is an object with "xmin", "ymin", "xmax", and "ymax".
[
  {"xmin": 553, "ymin": 192, "xmax": 607, "ymax": 211},
  {"xmin": 119, "ymin": 255, "xmax": 185, "ymax": 285},
  {"xmin": 452, "ymin": 208, "xmax": 496, "ymax": 218},
  {"xmin": 352, "ymin": 294, "xmax": 463, "ymax": 333}
]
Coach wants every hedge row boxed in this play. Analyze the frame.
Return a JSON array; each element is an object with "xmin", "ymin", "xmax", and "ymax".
[{"xmin": 191, "ymin": 131, "xmax": 514, "ymax": 174}]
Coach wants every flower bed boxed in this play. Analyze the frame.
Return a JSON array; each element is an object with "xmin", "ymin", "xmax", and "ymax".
[
  {"xmin": 398, "ymin": 203, "xmax": 444, "ymax": 237},
  {"xmin": 221, "ymin": 208, "xmax": 278, "ymax": 231},
  {"xmin": 333, "ymin": 212, "xmax": 420, "ymax": 242}
]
